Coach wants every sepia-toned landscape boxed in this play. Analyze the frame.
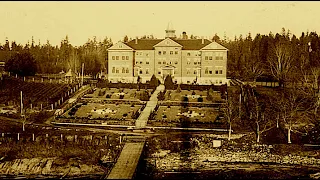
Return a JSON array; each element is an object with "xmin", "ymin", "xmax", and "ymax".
[{"xmin": 1, "ymin": 1, "xmax": 320, "ymax": 179}]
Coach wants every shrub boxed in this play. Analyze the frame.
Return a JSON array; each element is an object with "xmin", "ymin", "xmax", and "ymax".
[
  {"xmin": 198, "ymin": 96, "xmax": 203, "ymax": 102},
  {"xmin": 192, "ymin": 90, "xmax": 196, "ymax": 95},
  {"xmin": 164, "ymin": 75, "xmax": 174, "ymax": 90},
  {"xmin": 119, "ymin": 95, "xmax": 124, "ymax": 99},
  {"xmin": 176, "ymin": 84, "xmax": 181, "ymax": 93},
  {"xmin": 106, "ymin": 94, "xmax": 111, "ymax": 98}
]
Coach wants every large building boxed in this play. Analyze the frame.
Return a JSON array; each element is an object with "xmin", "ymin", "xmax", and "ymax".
[{"xmin": 107, "ymin": 24, "xmax": 228, "ymax": 85}]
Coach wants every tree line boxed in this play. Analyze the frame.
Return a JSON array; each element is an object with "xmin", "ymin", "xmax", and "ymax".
[{"xmin": 0, "ymin": 36, "xmax": 113, "ymax": 76}]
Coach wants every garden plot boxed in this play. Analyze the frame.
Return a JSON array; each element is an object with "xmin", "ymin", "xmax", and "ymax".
[
  {"xmin": 164, "ymin": 90, "xmax": 222, "ymax": 102},
  {"xmin": 65, "ymin": 103, "xmax": 142, "ymax": 120},
  {"xmin": 150, "ymin": 106, "xmax": 222, "ymax": 126},
  {"xmin": 87, "ymin": 88, "xmax": 153, "ymax": 101}
]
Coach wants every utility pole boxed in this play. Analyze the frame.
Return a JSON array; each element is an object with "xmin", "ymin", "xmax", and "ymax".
[
  {"xmin": 20, "ymin": 91, "xmax": 25, "ymax": 131},
  {"xmin": 81, "ymin": 63, "xmax": 84, "ymax": 86}
]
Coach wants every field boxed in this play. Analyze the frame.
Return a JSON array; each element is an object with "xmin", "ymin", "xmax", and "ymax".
[
  {"xmin": 0, "ymin": 77, "xmax": 78, "ymax": 110},
  {"xmin": 148, "ymin": 106, "xmax": 225, "ymax": 128},
  {"xmin": 163, "ymin": 90, "xmax": 223, "ymax": 103},
  {"xmin": 84, "ymin": 88, "xmax": 154, "ymax": 101},
  {"xmin": 63, "ymin": 103, "xmax": 143, "ymax": 120}
]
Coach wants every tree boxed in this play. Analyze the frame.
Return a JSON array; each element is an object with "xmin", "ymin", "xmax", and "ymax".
[
  {"xmin": 5, "ymin": 51, "xmax": 37, "ymax": 76},
  {"xmin": 268, "ymin": 31, "xmax": 294, "ymax": 87},
  {"xmin": 149, "ymin": 74, "xmax": 159, "ymax": 88},
  {"xmin": 164, "ymin": 75, "xmax": 174, "ymax": 90},
  {"xmin": 123, "ymin": 35, "xmax": 129, "ymax": 43},
  {"xmin": 221, "ymin": 91, "xmax": 238, "ymax": 141}
]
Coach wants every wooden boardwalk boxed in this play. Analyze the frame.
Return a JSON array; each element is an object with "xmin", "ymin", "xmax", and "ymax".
[{"xmin": 107, "ymin": 137, "xmax": 145, "ymax": 179}]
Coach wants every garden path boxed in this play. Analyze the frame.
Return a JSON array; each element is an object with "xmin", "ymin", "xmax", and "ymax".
[{"xmin": 135, "ymin": 84, "xmax": 165, "ymax": 129}]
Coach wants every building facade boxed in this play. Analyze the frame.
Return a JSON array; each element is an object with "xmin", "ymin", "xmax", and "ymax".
[{"xmin": 107, "ymin": 26, "xmax": 228, "ymax": 85}]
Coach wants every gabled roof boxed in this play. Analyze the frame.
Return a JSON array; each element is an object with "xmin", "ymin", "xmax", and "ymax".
[
  {"xmin": 175, "ymin": 39, "xmax": 212, "ymax": 50},
  {"xmin": 126, "ymin": 39, "xmax": 162, "ymax": 50},
  {"xmin": 123, "ymin": 38, "xmax": 225, "ymax": 51},
  {"xmin": 201, "ymin": 41, "xmax": 228, "ymax": 50},
  {"xmin": 153, "ymin": 38, "xmax": 182, "ymax": 47},
  {"xmin": 108, "ymin": 41, "xmax": 133, "ymax": 50}
]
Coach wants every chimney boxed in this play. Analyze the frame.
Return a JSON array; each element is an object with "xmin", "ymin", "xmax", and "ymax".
[
  {"xmin": 182, "ymin": 32, "xmax": 188, "ymax": 39},
  {"xmin": 201, "ymin": 36, "xmax": 204, "ymax": 44},
  {"xmin": 135, "ymin": 37, "xmax": 138, "ymax": 44}
]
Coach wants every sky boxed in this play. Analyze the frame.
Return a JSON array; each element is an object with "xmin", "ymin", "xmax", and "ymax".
[{"xmin": 0, "ymin": 1, "xmax": 320, "ymax": 47}]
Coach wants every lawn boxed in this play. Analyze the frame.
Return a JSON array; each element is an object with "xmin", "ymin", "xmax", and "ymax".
[
  {"xmin": 164, "ymin": 90, "xmax": 223, "ymax": 102},
  {"xmin": 63, "ymin": 103, "xmax": 142, "ymax": 120},
  {"xmin": 148, "ymin": 105, "xmax": 224, "ymax": 128},
  {"xmin": 85, "ymin": 88, "xmax": 153, "ymax": 101}
]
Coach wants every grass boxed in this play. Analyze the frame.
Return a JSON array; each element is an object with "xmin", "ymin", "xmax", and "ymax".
[
  {"xmin": 64, "ymin": 103, "xmax": 142, "ymax": 120},
  {"xmin": 88, "ymin": 88, "xmax": 153, "ymax": 100},
  {"xmin": 164, "ymin": 90, "xmax": 222, "ymax": 102}
]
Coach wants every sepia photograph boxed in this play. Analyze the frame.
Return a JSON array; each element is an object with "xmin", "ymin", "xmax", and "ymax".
[{"xmin": 0, "ymin": 1, "xmax": 320, "ymax": 179}]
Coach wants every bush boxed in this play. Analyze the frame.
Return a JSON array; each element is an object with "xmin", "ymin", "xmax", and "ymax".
[
  {"xmin": 164, "ymin": 75, "xmax": 174, "ymax": 90},
  {"xmin": 176, "ymin": 84, "xmax": 181, "ymax": 93},
  {"xmin": 198, "ymin": 96, "xmax": 203, "ymax": 102},
  {"xmin": 106, "ymin": 94, "xmax": 111, "ymax": 98},
  {"xmin": 157, "ymin": 91, "xmax": 165, "ymax": 101},
  {"xmin": 119, "ymin": 95, "xmax": 124, "ymax": 99},
  {"xmin": 192, "ymin": 90, "xmax": 196, "ymax": 95}
]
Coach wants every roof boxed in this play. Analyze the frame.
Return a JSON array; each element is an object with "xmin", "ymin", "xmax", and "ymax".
[{"xmin": 125, "ymin": 38, "xmax": 217, "ymax": 50}]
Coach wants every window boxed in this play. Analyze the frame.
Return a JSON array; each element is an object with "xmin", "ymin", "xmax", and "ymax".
[
  {"xmin": 220, "ymin": 80, "xmax": 223, "ymax": 84},
  {"xmin": 146, "ymin": 53, "xmax": 149, "ymax": 57},
  {"xmin": 116, "ymin": 56, "xmax": 119, "ymax": 60},
  {"xmin": 126, "ymin": 68, "xmax": 129, "ymax": 73},
  {"xmin": 187, "ymin": 59, "xmax": 191, "ymax": 65},
  {"xmin": 170, "ymin": 51, "xmax": 173, "ymax": 55},
  {"xmin": 139, "ymin": 70, "xmax": 143, "ymax": 74},
  {"xmin": 163, "ymin": 51, "xmax": 166, "ymax": 55},
  {"xmin": 136, "ymin": 61, "xmax": 139, "ymax": 64},
  {"xmin": 140, "ymin": 52, "xmax": 143, "ymax": 56},
  {"xmin": 209, "ymin": 56, "xmax": 212, "ymax": 60},
  {"xmin": 126, "ymin": 56, "xmax": 129, "ymax": 60},
  {"xmin": 158, "ymin": 61, "xmax": 161, "ymax": 64},
  {"xmin": 198, "ymin": 61, "xmax": 201, "ymax": 65},
  {"xmin": 215, "ymin": 70, "xmax": 219, "ymax": 74},
  {"xmin": 219, "ymin": 70, "xmax": 223, "ymax": 74},
  {"xmin": 122, "ymin": 67, "xmax": 125, "ymax": 73},
  {"xmin": 170, "ymin": 61, "xmax": 172, "ymax": 65},
  {"xmin": 187, "ymin": 81, "xmax": 190, "ymax": 84},
  {"xmin": 175, "ymin": 61, "xmax": 178, "ymax": 65},
  {"xmin": 216, "ymin": 52, "xmax": 223, "ymax": 60},
  {"xmin": 187, "ymin": 52, "xmax": 191, "ymax": 56},
  {"xmin": 175, "ymin": 51, "xmax": 178, "ymax": 55},
  {"xmin": 146, "ymin": 69, "xmax": 149, "ymax": 74},
  {"xmin": 112, "ymin": 67, "xmax": 115, "ymax": 73},
  {"xmin": 205, "ymin": 68, "xmax": 208, "ymax": 74},
  {"xmin": 163, "ymin": 61, "xmax": 166, "ymax": 64},
  {"xmin": 194, "ymin": 70, "xmax": 197, "ymax": 74},
  {"xmin": 140, "ymin": 61, "xmax": 143, "ymax": 64},
  {"xmin": 122, "ymin": 56, "xmax": 125, "ymax": 60},
  {"xmin": 187, "ymin": 69, "xmax": 190, "ymax": 74},
  {"xmin": 112, "ymin": 56, "xmax": 115, "ymax": 60},
  {"xmin": 158, "ymin": 51, "xmax": 161, "ymax": 55},
  {"xmin": 205, "ymin": 56, "xmax": 208, "ymax": 60},
  {"xmin": 194, "ymin": 61, "xmax": 197, "ymax": 65},
  {"xmin": 146, "ymin": 61, "xmax": 149, "ymax": 65},
  {"xmin": 116, "ymin": 68, "xmax": 119, "ymax": 73},
  {"xmin": 158, "ymin": 71, "xmax": 161, "ymax": 75},
  {"xmin": 136, "ymin": 52, "xmax": 139, "ymax": 56},
  {"xmin": 209, "ymin": 70, "xmax": 212, "ymax": 74}
]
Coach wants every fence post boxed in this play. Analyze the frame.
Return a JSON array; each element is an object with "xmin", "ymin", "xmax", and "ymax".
[
  {"xmin": 33, "ymin": 78, "xmax": 35, "ymax": 82},
  {"xmin": 61, "ymin": 134, "xmax": 63, "ymax": 141},
  {"xmin": 46, "ymin": 134, "xmax": 48, "ymax": 138},
  {"xmin": 17, "ymin": 133, "xmax": 20, "ymax": 141},
  {"xmin": 51, "ymin": 104, "xmax": 54, "ymax": 110},
  {"xmin": 120, "ymin": 135, "xmax": 122, "ymax": 144},
  {"xmin": 41, "ymin": 104, "xmax": 43, "ymax": 110},
  {"xmin": 30, "ymin": 104, "xmax": 32, "ymax": 110},
  {"xmin": 32, "ymin": 133, "xmax": 35, "ymax": 141},
  {"xmin": 75, "ymin": 135, "xmax": 77, "ymax": 142},
  {"xmin": 50, "ymin": 79, "xmax": 52, "ymax": 83},
  {"xmin": 1, "ymin": 133, "xmax": 4, "ymax": 137},
  {"xmin": 42, "ymin": 78, "xmax": 44, "ymax": 83}
]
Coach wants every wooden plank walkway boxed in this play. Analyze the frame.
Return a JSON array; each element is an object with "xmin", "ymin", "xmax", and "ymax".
[{"xmin": 107, "ymin": 140, "xmax": 145, "ymax": 179}]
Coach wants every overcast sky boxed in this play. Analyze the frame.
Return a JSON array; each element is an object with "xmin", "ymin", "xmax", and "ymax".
[{"xmin": 0, "ymin": 1, "xmax": 319, "ymax": 46}]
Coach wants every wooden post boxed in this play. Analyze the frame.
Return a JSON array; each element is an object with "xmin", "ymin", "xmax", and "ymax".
[
  {"xmin": 51, "ymin": 104, "xmax": 54, "ymax": 110},
  {"xmin": 42, "ymin": 78, "xmax": 44, "ymax": 82},
  {"xmin": 46, "ymin": 134, "xmax": 48, "ymax": 138},
  {"xmin": 50, "ymin": 79, "xmax": 52, "ymax": 83},
  {"xmin": 30, "ymin": 104, "xmax": 32, "ymax": 110},
  {"xmin": 61, "ymin": 134, "xmax": 63, "ymax": 141},
  {"xmin": 75, "ymin": 135, "xmax": 77, "ymax": 142},
  {"xmin": 1, "ymin": 133, "xmax": 4, "ymax": 137},
  {"xmin": 120, "ymin": 135, "xmax": 122, "ymax": 144},
  {"xmin": 41, "ymin": 104, "xmax": 43, "ymax": 110},
  {"xmin": 33, "ymin": 78, "xmax": 35, "ymax": 82},
  {"xmin": 17, "ymin": 133, "xmax": 20, "ymax": 141},
  {"xmin": 32, "ymin": 133, "xmax": 35, "ymax": 141},
  {"xmin": 62, "ymin": 97, "xmax": 63, "ymax": 102}
]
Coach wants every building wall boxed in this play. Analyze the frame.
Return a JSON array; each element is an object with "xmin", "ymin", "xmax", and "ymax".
[
  {"xmin": 133, "ymin": 50, "xmax": 155, "ymax": 83},
  {"xmin": 108, "ymin": 50, "xmax": 134, "ymax": 83}
]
